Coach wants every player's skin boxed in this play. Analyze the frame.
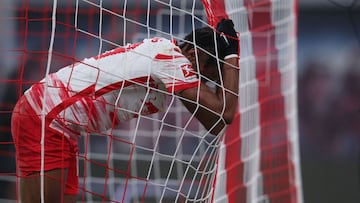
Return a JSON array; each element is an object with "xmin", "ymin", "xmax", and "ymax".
[
  {"xmin": 19, "ymin": 32, "xmax": 239, "ymax": 203},
  {"xmin": 179, "ymin": 44, "xmax": 239, "ymax": 136}
]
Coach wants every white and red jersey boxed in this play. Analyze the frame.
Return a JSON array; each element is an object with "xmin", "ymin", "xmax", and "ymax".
[{"xmin": 23, "ymin": 37, "xmax": 198, "ymax": 143}]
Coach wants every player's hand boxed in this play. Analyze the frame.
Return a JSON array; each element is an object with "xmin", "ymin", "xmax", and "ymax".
[{"xmin": 216, "ymin": 19, "xmax": 239, "ymax": 57}]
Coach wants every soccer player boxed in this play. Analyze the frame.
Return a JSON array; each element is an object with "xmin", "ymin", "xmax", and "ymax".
[{"xmin": 11, "ymin": 19, "xmax": 239, "ymax": 202}]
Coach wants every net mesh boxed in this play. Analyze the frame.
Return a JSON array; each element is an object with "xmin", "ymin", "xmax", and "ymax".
[
  {"xmin": 0, "ymin": 0, "xmax": 301, "ymax": 202},
  {"xmin": 213, "ymin": 1, "xmax": 301, "ymax": 203}
]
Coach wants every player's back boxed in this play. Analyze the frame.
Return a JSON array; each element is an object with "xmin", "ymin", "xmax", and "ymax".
[{"xmin": 20, "ymin": 37, "xmax": 194, "ymax": 141}]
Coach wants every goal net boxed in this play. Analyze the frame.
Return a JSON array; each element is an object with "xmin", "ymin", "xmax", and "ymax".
[{"xmin": 0, "ymin": 0, "xmax": 302, "ymax": 202}]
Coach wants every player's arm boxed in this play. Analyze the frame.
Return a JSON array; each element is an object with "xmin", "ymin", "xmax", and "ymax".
[
  {"xmin": 178, "ymin": 19, "xmax": 239, "ymax": 135},
  {"xmin": 179, "ymin": 57, "xmax": 238, "ymax": 135}
]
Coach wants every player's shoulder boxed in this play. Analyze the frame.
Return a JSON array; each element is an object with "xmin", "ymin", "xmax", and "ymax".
[
  {"xmin": 142, "ymin": 37, "xmax": 177, "ymax": 47},
  {"xmin": 138, "ymin": 37, "xmax": 182, "ymax": 57}
]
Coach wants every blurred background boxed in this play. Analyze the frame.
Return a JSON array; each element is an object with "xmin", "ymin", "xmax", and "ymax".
[
  {"xmin": 298, "ymin": 1, "xmax": 360, "ymax": 203},
  {"xmin": 0, "ymin": 0, "xmax": 360, "ymax": 202}
]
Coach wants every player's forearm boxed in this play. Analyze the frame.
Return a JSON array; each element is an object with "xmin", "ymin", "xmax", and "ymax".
[
  {"xmin": 178, "ymin": 57, "xmax": 238, "ymax": 135},
  {"xmin": 199, "ymin": 56, "xmax": 239, "ymax": 124},
  {"xmin": 179, "ymin": 19, "xmax": 239, "ymax": 134},
  {"xmin": 213, "ymin": 18, "xmax": 240, "ymax": 124},
  {"xmin": 179, "ymin": 57, "xmax": 239, "ymax": 124},
  {"xmin": 218, "ymin": 56, "xmax": 239, "ymax": 124}
]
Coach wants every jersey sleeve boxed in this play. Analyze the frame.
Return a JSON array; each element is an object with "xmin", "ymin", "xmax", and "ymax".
[{"xmin": 151, "ymin": 39, "xmax": 199, "ymax": 93}]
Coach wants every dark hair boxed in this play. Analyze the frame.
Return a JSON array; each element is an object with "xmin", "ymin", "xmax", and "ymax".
[{"xmin": 179, "ymin": 27, "xmax": 226, "ymax": 66}]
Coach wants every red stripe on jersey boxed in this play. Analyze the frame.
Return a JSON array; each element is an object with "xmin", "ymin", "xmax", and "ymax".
[
  {"xmin": 94, "ymin": 47, "xmax": 127, "ymax": 60},
  {"xmin": 166, "ymin": 81, "xmax": 198, "ymax": 93},
  {"xmin": 46, "ymin": 76, "xmax": 153, "ymax": 122},
  {"xmin": 46, "ymin": 84, "xmax": 96, "ymax": 121},
  {"xmin": 28, "ymin": 82, "xmax": 46, "ymax": 110},
  {"xmin": 154, "ymin": 54, "xmax": 185, "ymax": 60}
]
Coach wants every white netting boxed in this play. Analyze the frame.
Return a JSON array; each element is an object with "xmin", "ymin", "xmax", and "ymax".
[
  {"xmin": 0, "ymin": 0, "xmax": 301, "ymax": 203},
  {"xmin": 213, "ymin": 1, "xmax": 302, "ymax": 203},
  {"xmin": 74, "ymin": 1, "xmax": 221, "ymax": 202}
]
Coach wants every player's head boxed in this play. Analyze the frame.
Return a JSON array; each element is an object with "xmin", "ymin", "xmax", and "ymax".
[{"xmin": 179, "ymin": 27, "xmax": 226, "ymax": 82}]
